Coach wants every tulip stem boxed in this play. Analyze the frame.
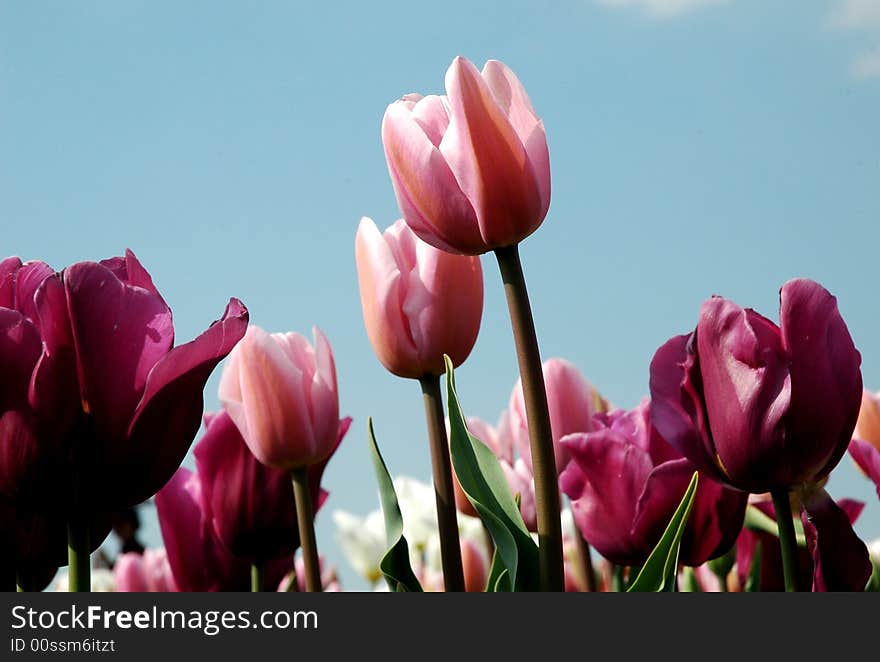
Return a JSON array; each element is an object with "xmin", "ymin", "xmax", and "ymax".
[
  {"xmin": 67, "ymin": 511, "xmax": 90, "ymax": 592},
  {"xmin": 495, "ymin": 244, "xmax": 564, "ymax": 592},
  {"xmin": 291, "ymin": 467, "xmax": 322, "ymax": 592},
  {"xmin": 574, "ymin": 529, "xmax": 598, "ymax": 592},
  {"xmin": 771, "ymin": 488, "xmax": 799, "ymax": 592},
  {"xmin": 251, "ymin": 563, "xmax": 264, "ymax": 592},
  {"xmin": 419, "ymin": 375, "xmax": 465, "ymax": 592}
]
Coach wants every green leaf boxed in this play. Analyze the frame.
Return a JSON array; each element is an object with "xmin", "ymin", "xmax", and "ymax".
[
  {"xmin": 743, "ymin": 504, "xmax": 807, "ymax": 547},
  {"xmin": 367, "ymin": 417, "xmax": 423, "ymax": 593},
  {"xmin": 627, "ymin": 472, "xmax": 699, "ymax": 592},
  {"xmin": 445, "ymin": 356, "xmax": 539, "ymax": 591}
]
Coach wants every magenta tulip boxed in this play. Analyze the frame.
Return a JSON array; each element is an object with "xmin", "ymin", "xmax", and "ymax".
[
  {"xmin": 194, "ymin": 409, "xmax": 350, "ymax": 563},
  {"xmin": 508, "ymin": 358, "xmax": 601, "ymax": 474},
  {"xmin": 649, "ymin": 278, "xmax": 861, "ymax": 493},
  {"xmin": 382, "ymin": 57, "xmax": 550, "ymax": 255},
  {"xmin": 155, "ymin": 466, "xmax": 291, "ymax": 592},
  {"xmin": 114, "ymin": 549, "xmax": 178, "ymax": 592},
  {"xmin": 219, "ymin": 325, "xmax": 340, "ymax": 471},
  {"xmin": 355, "ymin": 217, "xmax": 483, "ymax": 378},
  {"xmin": 560, "ymin": 399, "xmax": 747, "ymax": 568}
]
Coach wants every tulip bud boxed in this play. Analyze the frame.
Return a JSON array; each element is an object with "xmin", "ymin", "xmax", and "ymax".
[
  {"xmin": 114, "ymin": 549, "xmax": 177, "ymax": 592},
  {"xmin": 219, "ymin": 325, "xmax": 340, "ymax": 470},
  {"xmin": 355, "ymin": 217, "xmax": 483, "ymax": 378},
  {"xmin": 382, "ymin": 56, "xmax": 550, "ymax": 255},
  {"xmin": 855, "ymin": 390, "xmax": 880, "ymax": 454}
]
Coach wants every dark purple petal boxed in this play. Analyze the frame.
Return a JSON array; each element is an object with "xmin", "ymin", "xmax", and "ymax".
[
  {"xmin": 63, "ymin": 261, "xmax": 174, "ymax": 444},
  {"xmin": 800, "ymin": 487, "xmax": 871, "ymax": 592},
  {"xmin": 696, "ymin": 298, "xmax": 791, "ymax": 491},
  {"xmin": 649, "ymin": 334, "xmax": 724, "ymax": 481},
  {"xmin": 0, "ymin": 257, "xmax": 22, "ymax": 308},
  {"xmin": 780, "ymin": 279, "xmax": 863, "ymax": 483},
  {"xmin": 560, "ymin": 430, "xmax": 655, "ymax": 566},
  {"xmin": 0, "ymin": 308, "xmax": 41, "ymax": 411},
  {"xmin": 195, "ymin": 410, "xmax": 299, "ymax": 563},
  {"xmin": 849, "ymin": 439, "xmax": 880, "ymax": 500},
  {"xmin": 106, "ymin": 298, "xmax": 248, "ymax": 507},
  {"xmin": 99, "ymin": 249, "xmax": 169, "ymax": 310},
  {"xmin": 12, "ymin": 262, "xmax": 55, "ymax": 327},
  {"xmin": 155, "ymin": 467, "xmax": 251, "ymax": 592}
]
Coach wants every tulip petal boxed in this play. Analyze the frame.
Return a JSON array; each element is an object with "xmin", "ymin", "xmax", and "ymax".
[
  {"xmin": 382, "ymin": 101, "xmax": 484, "ymax": 255},
  {"xmin": 854, "ymin": 390, "xmax": 880, "ymax": 452},
  {"xmin": 99, "ymin": 249, "xmax": 169, "ymax": 309},
  {"xmin": 12, "ymin": 262, "xmax": 54, "ymax": 326},
  {"xmin": 560, "ymin": 431, "xmax": 655, "ymax": 566},
  {"xmin": 696, "ymin": 298, "xmax": 792, "ymax": 490},
  {"xmin": 108, "ymin": 298, "xmax": 248, "ymax": 507},
  {"xmin": 62, "ymin": 260, "xmax": 174, "ymax": 443},
  {"xmin": 0, "ymin": 257, "xmax": 22, "ymax": 308},
  {"xmin": 780, "ymin": 279, "xmax": 863, "ymax": 482},
  {"xmin": 649, "ymin": 334, "xmax": 725, "ymax": 482},
  {"xmin": 800, "ymin": 487, "xmax": 872, "ymax": 592},
  {"xmin": 849, "ymin": 438, "xmax": 880, "ymax": 499},
  {"xmin": 482, "ymin": 60, "xmax": 551, "ymax": 219},
  {"xmin": 355, "ymin": 217, "xmax": 420, "ymax": 377},
  {"xmin": 442, "ymin": 57, "xmax": 544, "ymax": 248}
]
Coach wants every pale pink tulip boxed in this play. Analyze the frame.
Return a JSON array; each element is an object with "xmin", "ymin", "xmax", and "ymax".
[
  {"xmin": 219, "ymin": 325, "xmax": 339, "ymax": 470},
  {"xmin": 114, "ymin": 549, "xmax": 178, "ymax": 592},
  {"xmin": 508, "ymin": 358, "xmax": 600, "ymax": 474},
  {"xmin": 855, "ymin": 389, "xmax": 880, "ymax": 453},
  {"xmin": 355, "ymin": 217, "xmax": 483, "ymax": 378},
  {"xmin": 382, "ymin": 57, "xmax": 550, "ymax": 255}
]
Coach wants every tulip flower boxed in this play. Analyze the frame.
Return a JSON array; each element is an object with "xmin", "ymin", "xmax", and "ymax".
[
  {"xmin": 278, "ymin": 555, "xmax": 342, "ymax": 592},
  {"xmin": 382, "ymin": 55, "xmax": 562, "ymax": 588},
  {"xmin": 382, "ymin": 57, "xmax": 549, "ymax": 256},
  {"xmin": 332, "ymin": 509, "xmax": 387, "ymax": 585},
  {"xmin": 355, "ymin": 215, "xmax": 486, "ymax": 592},
  {"xmin": 854, "ymin": 390, "xmax": 880, "ymax": 454},
  {"xmin": 560, "ymin": 399, "xmax": 747, "ymax": 568},
  {"xmin": 155, "ymin": 466, "xmax": 292, "ymax": 592},
  {"xmin": 508, "ymin": 358, "xmax": 601, "ymax": 474},
  {"xmin": 650, "ymin": 278, "xmax": 868, "ymax": 591},
  {"xmin": 219, "ymin": 325, "xmax": 339, "ymax": 471},
  {"xmin": 218, "ymin": 324, "xmax": 343, "ymax": 591},
  {"xmin": 355, "ymin": 217, "xmax": 483, "ymax": 378},
  {"xmin": 114, "ymin": 549, "xmax": 178, "ymax": 592},
  {"xmin": 194, "ymin": 409, "xmax": 350, "ymax": 582}
]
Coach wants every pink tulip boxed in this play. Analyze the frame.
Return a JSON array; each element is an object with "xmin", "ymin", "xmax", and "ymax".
[
  {"xmin": 854, "ymin": 390, "xmax": 880, "ymax": 454},
  {"xmin": 508, "ymin": 358, "xmax": 600, "ymax": 474},
  {"xmin": 355, "ymin": 217, "xmax": 483, "ymax": 378},
  {"xmin": 278, "ymin": 555, "xmax": 342, "ymax": 592},
  {"xmin": 382, "ymin": 57, "xmax": 550, "ymax": 255},
  {"xmin": 219, "ymin": 325, "xmax": 340, "ymax": 470},
  {"xmin": 114, "ymin": 549, "xmax": 178, "ymax": 592}
]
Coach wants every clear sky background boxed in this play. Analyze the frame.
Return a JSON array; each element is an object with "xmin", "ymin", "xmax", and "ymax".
[{"xmin": 2, "ymin": 0, "xmax": 879, "ymax": 590}]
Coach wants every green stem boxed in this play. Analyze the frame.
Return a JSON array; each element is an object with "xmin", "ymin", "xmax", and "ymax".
[
  {"xmin": 418, "ymin": 375, "xmax": 465, "ymax": 592},
  {"xmin": 291, "ymin": 467, "xmax": 322, "ymax": 592},
  {"xmin": 495, "ymin": 244, "xmax": 564, "ymax": 592},
  {"xmin": 771, "ymin": 488, "xmax": 799, "ymax": 592},
  {"xmin": 251, "ymin": 562, "xmax": 264, "ymax": 592},
  {"xmin": 67, "ymin": 510, "xmax": 90, "ymax": 592},
  {"xmin": 574, "ymin": 529, "xmax": 598, "ymax": 592}
]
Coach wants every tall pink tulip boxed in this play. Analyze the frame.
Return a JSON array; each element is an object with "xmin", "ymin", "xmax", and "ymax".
[
  {"xmin": 382, "ymin": 57, "xmax": 550, "ymax": 255},
  {"xmin": 219, "ymin": 325, "xmax": 339, "ymax": 471},
  {"xmin": 382, "ymin": 55, "xmax": 563, "ymax": 589},
  {"xmin": 355, "ymin": 216, "xmax": 486, "ymax": 592},
  {"xmin": 355, "ymin": 217, "xmax": 483, "ymax": 378},
  {"xmin": 854, "ymin": 390, "xmax": 880, "ymax": 454},
  {"xmin": 114, "ymin": 549, "xmax": 178, "ymax": 592}
]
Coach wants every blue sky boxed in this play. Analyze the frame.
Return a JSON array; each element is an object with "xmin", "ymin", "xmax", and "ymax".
[{"xmin": 2, "ymin": 0, "xmax": 879, "ymax": 590}]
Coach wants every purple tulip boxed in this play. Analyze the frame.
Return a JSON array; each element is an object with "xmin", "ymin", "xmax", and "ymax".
[
  {"xmin": 194, "ymin": 410, "xmax": 351, "ymax": 564},
  {"xmin": 559, "ymin": 399, "xmax": 747, "ymax": 567},
  {"xmin": 1, "ymin": 250, "xmax": 248, "ymax": 514},
  {"xmin": 155, "ymin": 466, "xmax": 291, "ymax": 592},
  {"xmin": 649, "ymin": 278, "xmax": 861, "ymax": 493}
]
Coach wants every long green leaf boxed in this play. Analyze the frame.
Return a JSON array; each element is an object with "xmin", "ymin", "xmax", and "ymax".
[
  {"xmin": 445, "ymin": 356, "xmax": 539, "ymax": 591},
  {"xmin": 745, "ymin": 541, "xmax": 762, "ymax": 592},
  {"xmin": 367, "ymin": 417, "xmax": 423, "ymax": 592},
  {"xmin": 627, "ymin": 472, "xmax": 699, "ymax": 592},
  {"xmin": 744, "ymin": 504, "xmax": 807, "ymax": 547}
]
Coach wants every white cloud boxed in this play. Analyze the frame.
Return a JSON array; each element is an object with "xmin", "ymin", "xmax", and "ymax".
[
  {"xmin": 829, "ymin": 0, "xmax": 880, "ymax": 78},
  {"xmin": 594, "ymin": 0, "xmax": 728, "ymax": 19}
]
